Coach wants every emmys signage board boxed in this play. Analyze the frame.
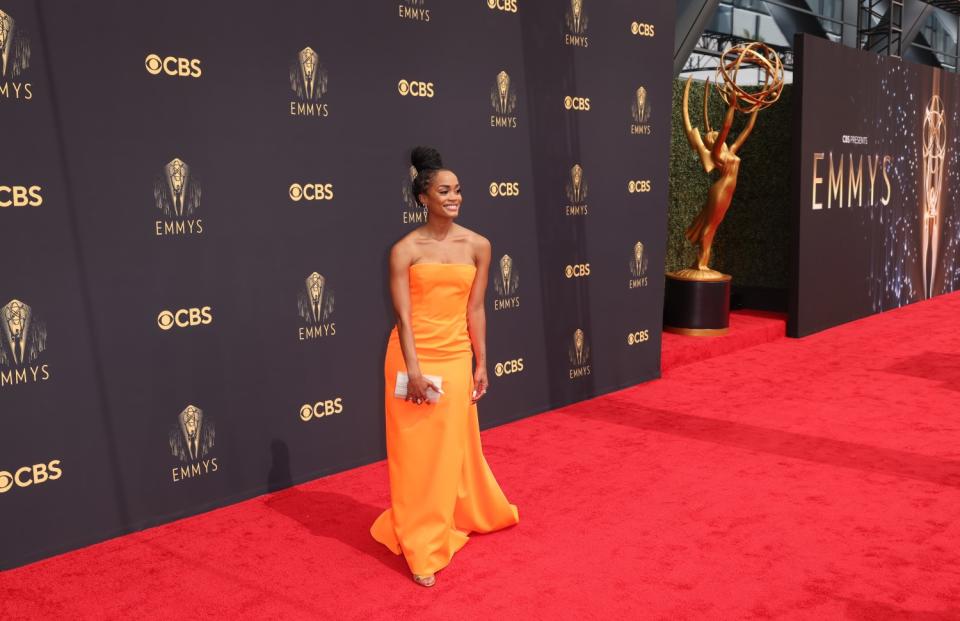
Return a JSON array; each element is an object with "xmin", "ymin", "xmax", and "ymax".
[{"xmin": 790, "ymin": 35, "xmax": 960, "ymax": 337}]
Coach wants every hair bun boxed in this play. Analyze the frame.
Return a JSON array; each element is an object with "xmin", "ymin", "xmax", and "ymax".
[{"xmin": 411, "ymin": 146, "xmax": 443, "ymax": 174}]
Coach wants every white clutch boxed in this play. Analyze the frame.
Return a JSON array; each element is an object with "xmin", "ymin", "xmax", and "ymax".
[{"xmin": 394, "ymin": 372, "xmax": 443, "ymax": 403}]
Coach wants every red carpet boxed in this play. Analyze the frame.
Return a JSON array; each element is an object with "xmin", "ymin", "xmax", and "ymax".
[
  {"xmin": 3, "ymin": 294, "xmax": 960, "ymax": 620},
  {"xmin": 661, "ymin": 310, "xmax": 786, "ymax": 374}
]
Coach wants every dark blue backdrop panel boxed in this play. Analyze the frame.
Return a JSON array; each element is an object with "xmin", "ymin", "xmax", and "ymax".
[{"xmin": 0, "ymin": 0, "xmax": 673, "ymax": 569}]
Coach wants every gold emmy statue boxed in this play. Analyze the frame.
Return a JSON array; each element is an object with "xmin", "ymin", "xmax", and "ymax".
[{"xmin": 673, "ymin": 42, "xmax": 784, "ymax": 282}]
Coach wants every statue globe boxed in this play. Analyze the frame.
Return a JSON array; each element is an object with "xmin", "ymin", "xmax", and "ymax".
[{"xmin": 716, "ymin": 42, "xmax": 785, "ymax": 115}]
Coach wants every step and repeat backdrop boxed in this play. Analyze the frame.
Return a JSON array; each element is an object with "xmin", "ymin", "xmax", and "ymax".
[
  {"xmin": 0, "ymin": 0, "xmax": 672, "ymax": 569},
  {"xmin": 791, "ymin": 34, "xmax": 960, "ymax": 336}
]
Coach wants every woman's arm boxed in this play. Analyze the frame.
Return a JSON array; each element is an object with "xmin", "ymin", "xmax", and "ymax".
[
  {"xmin": 466, "ymin": 235, "xmax": 492, "ymax": 402},
  {"xmin": 389, "ymin": 242, "xmax": 438, "ymax": 402}
]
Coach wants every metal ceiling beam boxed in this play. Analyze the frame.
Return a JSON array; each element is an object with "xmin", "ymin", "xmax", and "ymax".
[
  {"xmin": 902, "ymin": 0, "xmax": 936, "ymax": 48},
  {"xmin": 840, "ymin": 0, "xmax": 860, "ymax": 47},
  {"xmin": 927, "ymin": 1, "xmax": 960, "ymax": 16},
  {"xmin": 902, "ymin": 1, "xmax": 948, "ymax": 66},
  {"xmin": 762, "ymin": 0, "xmax": 829, "ymax": 44},
  {"xmin": 674, "ymin": 0, "xmax": 721, "ymax": 75}
]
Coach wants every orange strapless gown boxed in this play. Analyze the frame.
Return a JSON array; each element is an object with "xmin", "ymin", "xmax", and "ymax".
[{"xmin": 371, "ymin": 263, "xmax": 519, "ymax": 575}]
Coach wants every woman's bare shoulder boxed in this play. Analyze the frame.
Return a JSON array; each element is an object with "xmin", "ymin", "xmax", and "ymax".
[
  {"xmin": 390, "ymin": 230, "xmax": 421, "ymax": 262},
  {"xmin": 455, "ymin": 224, "xmax": 490, "ymax": 250}
]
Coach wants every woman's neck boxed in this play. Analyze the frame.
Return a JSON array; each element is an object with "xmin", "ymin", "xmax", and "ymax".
[{"xmin": 424, "ymin": 216, "xmax": 454, "ymax": 240}]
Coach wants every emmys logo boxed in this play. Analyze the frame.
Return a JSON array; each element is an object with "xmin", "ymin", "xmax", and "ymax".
[
  {"xmin": 811, "ymin": 153, "xmax": 892, "ymax": 210},
  {"xmin": 157, "ymin": 307, "xmax": 213, "ymax": 331},
  {"xmin": 0, "ymin": 9, "xmax": 33, "ymax": 100},
  {"xmin": 1, "ymin": 299, "xmax": 50, "ymax": 388},
  {"xmin": 169, "ymin": 405, "xmax": 218, "ymax": 483},
  {"xmin": 289, "ymin": 46, "xmax": 329, "ymax": 118},
  {"xmin": 487, "ymin": 0, "xmax": 518, "ymax": 12},
  {"xmin": 627, "ymin": 179, "xmax": 652, "ymax": 194},
  {"xmin": 398, "ymin": 79, "xmax": 435, "ymax": 98},
  {"xmin": 565, "ymin": 164, "xmax": 589, "ymax": 216},
  {"xmin": 488, "ymin": 181, "xmax": 519, "ymax": 197},
  {"xmin": 627, "ymin": 329, "xmax": 650, "ymax": 345},
  {"xmin": 402, "ymin": 165, "xmax": 428, "ymax": 224},
  {"xmin": 0, "ymin": 185, "xmax": 42, "ymax": 207},
  {"xmin": 299, "ymin": 398, "xmax": 344, "ymax": 422},
  {"xmin": 564, "ymin": 263, "xmax": 590, "ymax": 279},
  {"xmin": 0, "ymin": 460, "xmax": 62, "ymax": 495},
  {"xmin": 298, "ymin": 272, "xmax": 337, "ymax": 341},
  {"xmin": 490, "ymin": 70, "xmax": 518, "ymax": 128},
  {"xmin": 568, "ymin": 329, "xmax": 591, "ymax": 378},
  {"xmin": 630, "ymin": 21, "xmax": 655, "ymax": 37},
  {"xmin": 398, "ymin": 0, "xmax": 430, "ymax": 22},
  {"xmin": 630, "ymin": 86, "xmax": 652, "ymax": 135},
  {"xmin": 144, "ymin": 54, "xmax": 202, "ymax": 78},
  {"xmin": 628, "ymin": 241, "xmax": 649, "ymax": 289},
  {"xmin": 564, "ymin": 0, "xmax": 588, "ymax": 47},
  {"xmin": 493, "ymin": 254, "xmax": 520, "ymax": 311},
  {"xmin": 563, "ymin": 95, "xmax": 590, "ymax": 111},
  {"xmin": 494, "ymin": 357, "xmax": 524, "ymax": 377},
  {"xmin": 289, "ymin": 182, "xmax": 334, "ymax": 202},
  {"xmin": 154, "ymin": 157, "xmax": 204, "ymax": 237}
]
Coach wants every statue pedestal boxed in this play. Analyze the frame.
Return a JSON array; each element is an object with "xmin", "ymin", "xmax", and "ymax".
[{"xmin": 663, "ymin": 271, "xmax": 731, "ymax": 336}]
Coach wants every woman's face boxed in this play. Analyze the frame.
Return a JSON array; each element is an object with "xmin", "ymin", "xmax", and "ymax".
[{"xmin": 419, "ymin": 170, "xmax": 462, "ymax": 219}]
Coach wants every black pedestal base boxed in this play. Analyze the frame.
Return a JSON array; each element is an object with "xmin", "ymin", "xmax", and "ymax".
[{"xmin": 663, "ymin": 273, "xmax": 731, "ymax": 336}]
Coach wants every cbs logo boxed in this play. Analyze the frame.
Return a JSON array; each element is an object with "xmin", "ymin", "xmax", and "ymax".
[
  {"xmin": 494, "ymin": 358, "xmax": 524, "ymax": 377},
  {"xmin": 300, "ymin": 398, "xmax": 344, "ymax": 421},
  {"xmin": 630, "ymin": 22, "xmax": 656, "ymax": 37},
  {"xmin": 0, "ymin": 460, "xmax": 63, "ymax": 494},
  {"xmin": 565, "ymin": 263, "xmax": 591, "ymax": 278},
  {"xmin": 0, "ymin": 185, "xmax": 42, "ymax": 207},
  {"xmin": 627, "ymin": 180, "xmax": 652, "ymax": 193},
  {"xmin": 157, "ymin": 307, "xmax": 213, "ymax": 331},
  {"xmin": 145, "ymin": 54, "xmax": 202, "ymax": 78},
  {"xmin": 289, "ymin": 183, "xmax": 334, "ymax": 202},
  {"xmin": 627, "ymin": 330, "xmax": 650, "ymax": 345},
  {"xmin": 398, "ymin": 79, "xmax": 435, "ymax": 98},
  {"xmin": 487, "ymin": 0, "xmax": 518, "ymax": 12},
  {"xmin": 564, "ymin": 96, "xmax": 591, "ymax": 111},
  {"xmin": 488, "ymin": 182, "xmax": 520, "ymax": 197}
]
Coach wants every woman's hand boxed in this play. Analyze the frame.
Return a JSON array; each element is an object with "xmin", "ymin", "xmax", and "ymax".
[
  {"xmin": 406, "ymin": 373, "xmax": 441, "ymax": 406},
  {"xmin": 471, "ymin": 366, "xmax": 488, "ymax": 403}
]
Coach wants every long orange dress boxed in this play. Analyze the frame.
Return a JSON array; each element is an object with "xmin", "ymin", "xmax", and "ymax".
[{"xmin": 371, "ymin": 263, "xmax": 519, "ymax": 575}]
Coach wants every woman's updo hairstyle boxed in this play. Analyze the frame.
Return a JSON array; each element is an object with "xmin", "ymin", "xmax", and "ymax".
[{"xmin": 411, "ymin": 146, "xmax": 445, "ymax": 204}]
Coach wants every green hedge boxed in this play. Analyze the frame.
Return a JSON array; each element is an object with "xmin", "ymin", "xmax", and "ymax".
[{"xmin": 666, "ymin": 79, "xmax": 792, "ymax": 289}]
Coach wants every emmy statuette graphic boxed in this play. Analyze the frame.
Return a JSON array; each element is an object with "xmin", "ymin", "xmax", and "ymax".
[
  {"xmin": 300, "ymin": 47, "xmax": 318, "ymax": 98},
  {"xmin": 921, "ymin": 72, "xmax": 946, "ymax": 300},
  {"xmin": 664, "ymin": 42, "xmax": 784, "ymax": 336}
]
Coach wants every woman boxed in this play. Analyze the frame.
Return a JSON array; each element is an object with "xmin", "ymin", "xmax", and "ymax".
[{"xmin": 371, "ymin": 146, "xmax": 519, "ymax": 587}]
